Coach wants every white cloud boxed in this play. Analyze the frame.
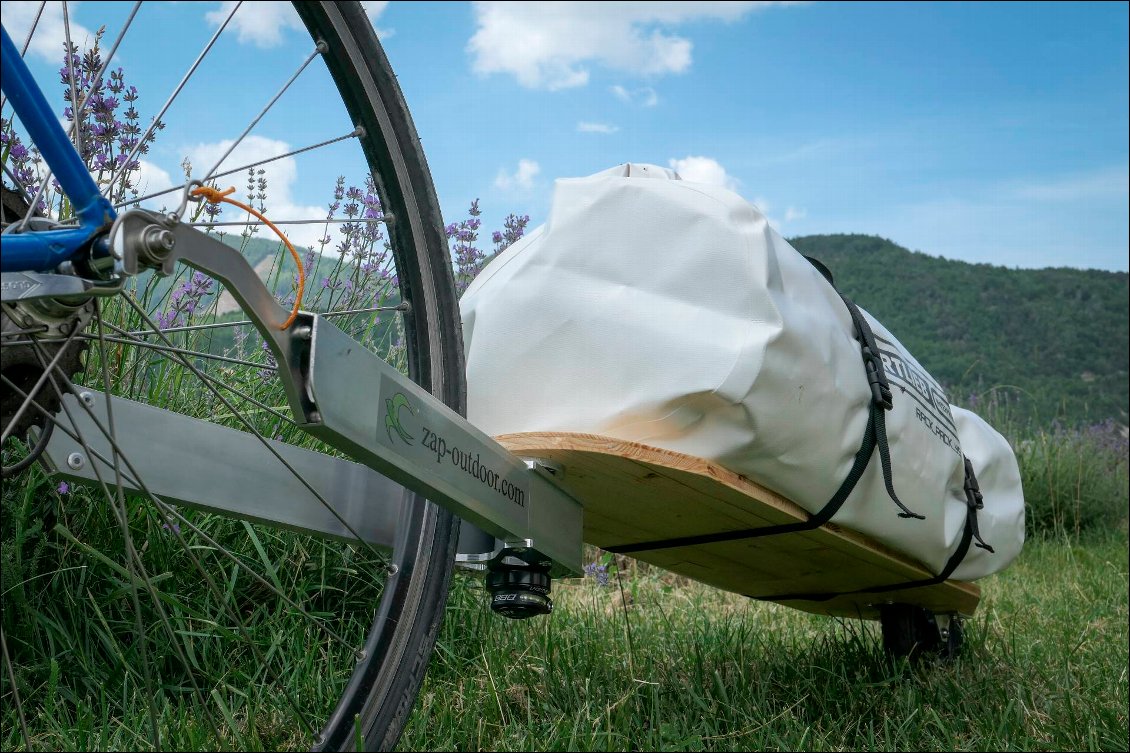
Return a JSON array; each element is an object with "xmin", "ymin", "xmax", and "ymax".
[
  {"xmin": 668, "ymin": 156, "xmax": 738, "ymax": 189},
  {"xmin": 206, "ymin": 1, "xmax": 392, "ymax": 47},
  {"xmin": 494, "ymin": 158, "xmax": 541, "ymax": 192},
  {"xmin": 744, "ymin": 194, "xmax": 807, "ymax": 231},
  {"xmin": 360, "ymin": 1, "xmax": 389, "ymax": 18},
  {"xmin": 666, "ymin": 156, "xmax": 806, "ymax": 228},
  {"xmin": 134, "ymin": 160, "xmax": 176, "ymax": 202},
  {"xmin": 1, "ymin": 1, "xmax": 96, "ymax": 63},
  {"xmin": 666, "ymin": 156, "xmax": 812, "ymax": 229},
  {"xmin": 185, "ymin": 135, "xmax": 329, "ymax": 248},
  {"xmin": 577, "ymin": 121, "xmax": 620, "ymax": 134},
  {"xmin": 610, "ymin": 84, "xmax": 659, "ymax": 107},
  {"xmin": 469, "ymin": 2, "xmax": 800, "ymax": 90},
  {"xmin": 360, "ymin": 1, "xmax": 393, "ymax": 38},
  {"xmin": 205, "ymin": 1, "xmax": 303, "ymax": 48}
]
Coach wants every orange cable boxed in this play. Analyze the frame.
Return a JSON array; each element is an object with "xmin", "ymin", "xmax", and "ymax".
[{"xmin": 190, "ymin": 185, "xmax": 304, "ymax": 330}]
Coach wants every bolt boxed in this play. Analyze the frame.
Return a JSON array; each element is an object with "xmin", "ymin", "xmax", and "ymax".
[
  {"xmin": 79, "ymin": 391, "xmax": 95, "ymax": 407},
  {"xmin": 387, "ymin": 563, "xmax": 399, "ymax": 576},
  {"xmin": 67, "ymin": 452, "xmax": 86, "ymax": 470},
  {"xmin": 143, "ymin": 226, "xmax": 176, "ymax": 254}
]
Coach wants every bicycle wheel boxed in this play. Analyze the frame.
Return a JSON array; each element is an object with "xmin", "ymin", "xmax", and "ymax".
[{"xmin": 1, "ymin": 2, "xmax": 462, "ymax": 750}]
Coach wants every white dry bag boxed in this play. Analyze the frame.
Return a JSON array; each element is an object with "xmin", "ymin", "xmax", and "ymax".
[{"xmin": 460, "ymin": 164, "xmax": 1024, "ymax": 581}]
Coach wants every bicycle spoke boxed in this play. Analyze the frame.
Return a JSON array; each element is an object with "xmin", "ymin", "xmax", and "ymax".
[
  {"xmin": 66, "ymin": 2, "xmax": 141, "ymax": 140},
  {"xmin": 88, "ymin": 303, "xmax": 166, "ymax": 750},
  {"xmin": 61, "ymin": 2, "xmax": 84, "ymax": 159},
  {"xmin": 113, "ymin": 300, "xmax": 406, "ymax": 337},
  {"xmin": 3, "ymin": 3, "xmax": 460, "ymax": 746},
  {"xmin": 0, "ymin": 323, "xmax": 84, "ymax": 445},
  {"xmin": 0, "ymin": 626, "xmax": 32, "ymax": 753},
  {"xmin": 0, "ymin": 1, "xmax": 46, "ymax": 112},
  {"xmin": 186, "ymin": 216, "xmax": 390, "ymax": 228},
  {"xmin": 3, "ymin": 360, "xmax": 373, "ymax": 664},
  {"xmin": 95, "ymin": 321, "xmax": 294, "ymax": 425},
  {"xmin": 322, "ymin": 302, "xmax": 410, "ymax": 318},
  {"xmin": 1, "ymin": 162, "xmax": 37, "ymax": 208},
  {"xmin": 101, "ymin": 1, "xmax": 243, "ymax": 201},
  {"xmin": 80, "ymin": 331, "xmax": 279, "ymax": 372},
  {"xmin": 88, "ymin": 303, "xmax": 317, "ymax": 743},
  {"xmin": 119, "ymin": 294, "xmax": 394, "ymax": 558},
  {"xmin": 201, "ymin": 42, "xmax": 326, "ymax": 184},
  {"xmin": 19, "ymin": 1, "xmax": 47, "ymax": 57},
  {"xmin": 116, "ymin": 127, "xmax": 363, "ymax": 210}
]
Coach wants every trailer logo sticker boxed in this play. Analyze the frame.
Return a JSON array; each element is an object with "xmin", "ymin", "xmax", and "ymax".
[
  {"xmin": 377, "ymin": 373, "xmax": 530, "ymax": 510},
  {"xmin": 875, "ymin": 335, "xmax": 961, "ymax": 455},
  {"xmin": 384, "ymin": 392, "xmax": 417, "ymax": 445}
]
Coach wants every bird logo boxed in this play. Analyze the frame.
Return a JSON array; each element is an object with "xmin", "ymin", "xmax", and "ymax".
[{"xmin": 384, "ymin": 392, "xmax": 417, "ymax": 445}]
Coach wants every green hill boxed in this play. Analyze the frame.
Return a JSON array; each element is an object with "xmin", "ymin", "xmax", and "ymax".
[{"xmin": 789, "ymin": 234, "xmax": 1129, "ymax": 427}]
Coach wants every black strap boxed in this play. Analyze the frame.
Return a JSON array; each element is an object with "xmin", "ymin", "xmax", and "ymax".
[
  {"xmin": 962, "ymin": 455, "xmax": 995, "ymax": 553},
  {"xmin": 608, "ymin": 404, "xmax": 882, "ymax": 555},
  {"xmin": 835, "ymin": 290, "xmax": 923, "ymax": 520},
  {"xmin": 608, "ymin": 262, "xmax": 921, "ymax": 556},
  {"xmin": 751, "ymin": 454, "xmax": 992, "ymax": 603}
]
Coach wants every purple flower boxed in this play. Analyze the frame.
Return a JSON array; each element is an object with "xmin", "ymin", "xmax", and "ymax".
[
  {"xmin": 161, "ymin": 512, "xmax": 181, "ymax": 535},
  {"xmin": 57, "ymin": 481, "xmax": 71, "ymax": 495},
  {"xmin": 584, "ymin": 562, "xmax": 610, "ymax": 587}
]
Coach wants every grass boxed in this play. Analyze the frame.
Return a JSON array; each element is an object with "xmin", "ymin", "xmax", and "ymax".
[
  {"xmin": 2, "ymin": 409, "xmax": 1128, "ymax": 751},
  {"xmin": 15, "ymin": 533, "xmax": 1114, "ymax": 752},
  {"xmin": 3, "ymin": 371, "xmax": 1127, "ymax": 753},
  {"xmin": 402, "ymin": 533, "xmax": 1129, "ymax": 751}
]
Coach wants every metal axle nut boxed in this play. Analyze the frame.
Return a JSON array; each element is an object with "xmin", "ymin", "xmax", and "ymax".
[{"xmin": 143, "ymin": 226, "xmax": 176, "ymax": 254}]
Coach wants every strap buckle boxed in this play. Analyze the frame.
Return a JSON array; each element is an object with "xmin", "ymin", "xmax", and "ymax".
[{"xmin": 860, "ymin": 343, "xmax": 893, "ymax": 410}]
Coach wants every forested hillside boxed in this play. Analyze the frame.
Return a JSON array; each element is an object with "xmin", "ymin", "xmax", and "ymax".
[{"xmin": 790, "ymin": 234, "xmax": 1128, "ymax": 426}]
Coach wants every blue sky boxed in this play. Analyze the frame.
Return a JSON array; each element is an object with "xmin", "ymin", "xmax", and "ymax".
[{"xmin": 5, "ymin": 1, "xmax": 1128, "ymax": 271}]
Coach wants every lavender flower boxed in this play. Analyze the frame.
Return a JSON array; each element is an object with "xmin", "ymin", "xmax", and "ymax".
[
  {"xmin": 157, "ymin": 271, "xmax": 214, "ymax": 329},
  {"xmin": 449, "ymin": 202, "xmax": 530, "ymax": 296},
  {"xmin": 161, "ymin": 512, "xmax": 181, "ymax": 535},
  {"xmin": 584, "ymin": 562, "xmax": 610, "ymax": 587}
]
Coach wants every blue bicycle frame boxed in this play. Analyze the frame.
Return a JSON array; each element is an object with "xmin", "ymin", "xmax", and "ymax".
[{"xmin": 1, "ymin": 24, "xmax": 116, "ymax": 273}]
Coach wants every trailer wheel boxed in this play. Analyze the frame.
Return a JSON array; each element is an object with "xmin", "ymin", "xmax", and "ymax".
[{"xmin": 879, "ymin": 604, "xmax": 964, "ymax": 663}]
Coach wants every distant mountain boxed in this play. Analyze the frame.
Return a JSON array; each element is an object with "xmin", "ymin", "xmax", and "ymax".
[
  {"xmin": 140, "ymin": 229, "xmax": 1128, "ymax": 428},
  {"xmin": 789, "ymin": 234, "xmax": 1129, "ymax": 427}
]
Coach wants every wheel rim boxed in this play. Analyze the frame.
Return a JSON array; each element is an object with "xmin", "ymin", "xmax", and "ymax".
[{"xmin": 1, "ymin": 3, "xmax": 460, "ymax": 750}]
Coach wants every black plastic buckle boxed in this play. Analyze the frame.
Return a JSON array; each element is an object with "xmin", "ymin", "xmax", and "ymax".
[
  {"xmin": 962, "ymin": 457, "xmax": 985, "ymax": 510},
  {"xmin": 861, "ymin": 344, "xmax": 894, "ymax": 410}
]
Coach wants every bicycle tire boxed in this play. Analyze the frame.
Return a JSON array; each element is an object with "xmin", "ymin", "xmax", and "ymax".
[
  {"xmin": 1, "ymin": 2, "xmax": 463, "ymax": 750},
  {"xmin": 296, "ymin": 4, "xmax": 464, "ymax": 749}
]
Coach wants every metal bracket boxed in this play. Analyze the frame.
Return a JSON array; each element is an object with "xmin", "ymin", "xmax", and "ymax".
[{"xmin": 90, "ymin": 209, "xmax": 583, "ymax": 575}]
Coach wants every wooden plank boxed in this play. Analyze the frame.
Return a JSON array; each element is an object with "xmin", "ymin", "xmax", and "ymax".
[{"xmin": 498, "ymin": 432, "xmax": 980, "ymax": 620}]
